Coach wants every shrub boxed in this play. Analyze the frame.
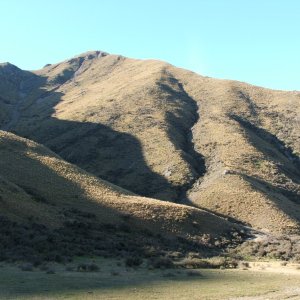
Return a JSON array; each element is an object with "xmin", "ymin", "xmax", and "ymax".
[
  {"xmin": 65, "ymin": 266, "xmax": 75, "ymax": 271},
  {"xmin": 39, "ymin": 264, "xmax": 49, "ymax": 271},
  {"xmin": 239, "ymin": 261, "xmax": 250, "ymax": 268},
  {"xmin": 149, "ymin": 257, "xmax": 174, "ymax": 269},
  {"xmin": 19, "ymin": 263, "xmax": 34, "ymax": 271},
  {"xmin": 178, "ymin": 256, "xmax": 239, "ymax": 269},
  {"xmin": 162, "ymin": 272, "xmax": 176, "ymax": 278},
  {"xmin": 111, "ymin": 271, "xmax": 120, "ymax": 276},
  {"xmin": 125, "ymin": 257, "xmax": 143, "ymax": 267},
  {"xmin": 46, "ymin": 268, "xmax": 56, "ymax": 274},
  {"xmin": 186, "ymin": 270, "xmax": 202, "ymax": 277},
  {"xmin": 226, "ymin": 259, "xmax": 239, "ymax": 269},
  {"xmin": 179, "ymin": 258, "xmax": 211, "ymax": 269},
  {"xmin": 32, "ymin": 259, "xmax": 42, "ymax": 267},
  {"xmin": 77, "ymin": 263, "xmax": 100, "ymax": 272},
  {"xmin": 88, "ymin": 263, "xmax": 100, "ymax": 272}
]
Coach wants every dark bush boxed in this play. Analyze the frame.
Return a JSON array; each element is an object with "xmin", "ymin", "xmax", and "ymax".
[
  {"xmin": 186, "ymin": 270, "xmax": 202, "ymax": 277},
  {"xmin": 125, "ymin": 257, "xmax": 143, "ymax": 267},
  {"xmin": 19, "ymin": 263, "xmax": 34, "ymax": 271},
  {"xmin": 39, "ymin": 264, "xmax": 49, "ymax": 271},
  {"xmin": 179, "ymin": 258, "xmax": 211, "ymax": 269},
  {"xmin": 65, "ymin": 266, "xmax": 75, "ymax": 271},
  {"xmin": 77, "ymin": 263, "xmax": 99, "ymax": 272},
  {"xmin": 149, "ymin": 257, "xmax": 174, "ymax": 269},
  {"xmin": 46, "ymin": 268, "xmax": 56, "ymax": 274},
  {"xmin": 162, "ymin": 272, "xmax": 176, "ymax": 278},
  {"xmin": 111, "ymin": 271, "xmax": 120, "ymax": 276}
]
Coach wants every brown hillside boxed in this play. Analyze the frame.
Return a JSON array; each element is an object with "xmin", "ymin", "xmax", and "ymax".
[
  {"xmin": 0, "ymin": 130, "xmax": 241, "ymax": 262},
  {"xmin": 0, "ymin": 51, "xmax": 299, "ymax": 234},
  {"xmin": 171, "ymin": 68, "xmax": 300, "ymax": 234}
]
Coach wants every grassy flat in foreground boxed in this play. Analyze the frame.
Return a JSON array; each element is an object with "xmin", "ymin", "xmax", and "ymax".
[{"xmin": 1, "ymin": 259, "xmax": 300, "ymax": 300}]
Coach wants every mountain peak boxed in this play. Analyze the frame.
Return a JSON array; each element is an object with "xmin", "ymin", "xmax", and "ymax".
[
  {"xmin": 73, "ymin": 50, "xmax": 109, "ymax": 61},
  {"xmin": 41, "ymin": 51, "xmax": 109, "ymax": 70}
]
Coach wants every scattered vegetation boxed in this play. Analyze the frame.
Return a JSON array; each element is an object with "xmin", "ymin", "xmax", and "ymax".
[
  {"xmin": 177, "ymin": 256, "xmax": 239, "ymax": 269},
  {"xmin": 0, "ymin": 51, "xmax": 299, "ymax": 269},
  {"xmin": 125, "ymin": 257, "xmax": 143, "ymax": 268},
  {"xmin": 233, "ymin": 235, "xmax": 300, "ymax": 261},
  {"xmin": 186, "ymin": 270, "xmax": 202, "ymax": 277},
  {"xmin": 148, "ymin": 257, "xmax": 174, "ymax": 269},
  {"xmin": 19, "ymin": 263, "xmax": 34, "ymax": 272},
  {"xmin": 77, "ymin": 263, "xmax": 99, "ymax": 272}
]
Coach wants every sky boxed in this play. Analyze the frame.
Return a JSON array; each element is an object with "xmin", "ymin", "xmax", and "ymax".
[{"xmin": 0, "ymin": 0, "xmax": 299, "ymax": 91}]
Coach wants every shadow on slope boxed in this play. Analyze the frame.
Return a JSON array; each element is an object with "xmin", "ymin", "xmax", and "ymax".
[
  {"xmin": 28, "ymin": 117, "xmax": 177, "ymax": 200},
  {"xmin": 159, "ymin": 74, "xmax": 206, "ymax": 200},
  {"xmin": 0, "ymin": 132, "xmax": 243, "ymax": 265},
  {"xmin": 240, "ymin": 174, "xmax": 300, "ymax": 224},
  {"xmin": 230, "ymin": 114, "xmax": 300, "ymax": 231},
  {"xmin": 231, "ymin": 114, "xmax": 300, "ymax": 182},
  {"xmin": 2, "ymin": 59, "xmax": 211, "ymax": 202},
  {"xmin": 4, "ymin": 71, "xmax": 180, "ymax": 200}
]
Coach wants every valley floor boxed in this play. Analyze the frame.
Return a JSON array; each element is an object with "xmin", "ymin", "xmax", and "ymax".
[{"xmin": 2, "ymin": 259, "xmax": 300, "ymax": 300}]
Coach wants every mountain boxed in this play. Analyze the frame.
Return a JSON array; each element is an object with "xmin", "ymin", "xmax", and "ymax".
[{"xmin": 0, "ymin": 51, "xmax": 299, "ymax": 261}]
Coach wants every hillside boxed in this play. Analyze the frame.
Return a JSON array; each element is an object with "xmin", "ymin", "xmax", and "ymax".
[
  {"xmin": 0, "ymin": 51, "xmax": 299, "ymax": 239},
  {"xmin": 0, "ymin": 130, "xmax": 242, "ymax": 262}
]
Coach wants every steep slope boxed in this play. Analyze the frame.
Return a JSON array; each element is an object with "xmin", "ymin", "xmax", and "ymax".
[
  {"xmin": 0, "ymin": 62, "xmax": 35, "ymax": 129},
  {"xmin": 169, "ymin": 68, "xmax": 300, "ymax": 234},
  {"xmin": 0, "ymin": 51, "xmax": 299, "ymax": 235},
  {"xmin": 0, "ymin": 52, "xmax": 205, "ymax": 201},
  {"xmin": 0, "ymin": 130, "xmax": 241, "ymax": 261}
]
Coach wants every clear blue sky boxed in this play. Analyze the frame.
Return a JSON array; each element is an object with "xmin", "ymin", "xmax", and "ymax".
[{"xmin": 0, "ymin": 0, "xmax": 299, "ymax": 90}]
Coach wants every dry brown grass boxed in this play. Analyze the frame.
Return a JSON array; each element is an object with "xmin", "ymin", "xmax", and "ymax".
[
  {"xmin": 0, "ymin": 51, "xmax": 299, "ymax": 237},
  {"xmin": 0, "ymin": 130, "xmax": 242, "ymax": 262},
  {"xmin": 172, "ymin": 67, "xmax": 300, "ymax": 234}
]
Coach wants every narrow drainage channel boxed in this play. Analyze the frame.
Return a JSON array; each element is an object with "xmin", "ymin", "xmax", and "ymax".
[
  {"xmin": 161, "ymin": 75, "xmax": 207, "ymax": 203},
  {"xmin": 177, "ymin": 100, "xmax": 207, "ymax": 203}
]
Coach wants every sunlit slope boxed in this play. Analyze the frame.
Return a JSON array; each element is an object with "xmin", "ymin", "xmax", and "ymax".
[{"xmin": 170, "ymin": 67, "xmax": 300, "ymax": 233}]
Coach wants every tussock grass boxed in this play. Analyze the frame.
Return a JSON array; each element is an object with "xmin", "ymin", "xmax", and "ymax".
[
  {"xmin": 0, "ymin": 131, "xmax": 243, "ymax": 262},
  {"xmin": 0, "ymin": 51, "xmax": 299, "ymax": 262}
]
